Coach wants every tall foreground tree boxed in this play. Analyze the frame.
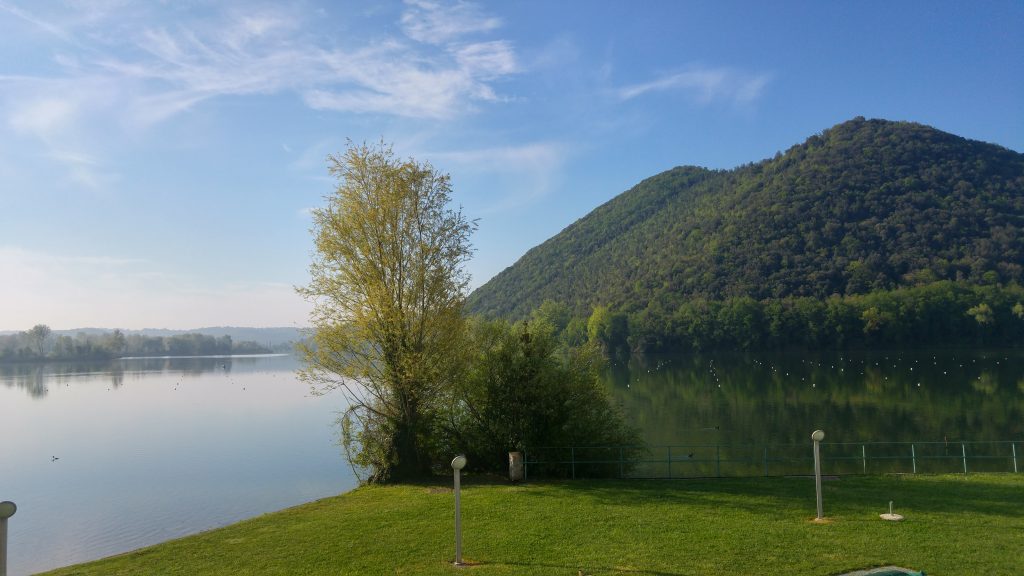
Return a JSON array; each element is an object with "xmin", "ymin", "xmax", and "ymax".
[{"xmin": 299, "ymin": 141, "xmax": 476, "ymax": 483}]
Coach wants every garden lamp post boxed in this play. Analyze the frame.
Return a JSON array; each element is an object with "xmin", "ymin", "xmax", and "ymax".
[
  {"xmin": 451, "ymin": 455, "xmax": 467, "ymax": 566},
  {"xmin": 811, "ymin": 430, "xmax": 825, "ymax": 520},
  {"xmin": 0, "ymin": 501, "xmax": 16, "ymax": 576}
]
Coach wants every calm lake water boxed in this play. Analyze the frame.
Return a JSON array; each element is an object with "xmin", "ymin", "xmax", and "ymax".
[
  {"xmin": 0, "ymin": 355, "xmax": 355, "ymax": 576},
  {"xmin": 604, "ymin": 348, "xmax": 1024, "ymax": 447}
]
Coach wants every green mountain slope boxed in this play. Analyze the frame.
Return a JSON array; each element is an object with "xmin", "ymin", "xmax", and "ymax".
[{"xmin": 468, "ymin": 118, "xmax": 1024, "ymax": 320}]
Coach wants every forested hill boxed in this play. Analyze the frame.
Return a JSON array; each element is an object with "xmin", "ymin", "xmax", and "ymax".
[{"xmin": 468, "ymin": 117, "xmax": 1024, "ymax": 320}]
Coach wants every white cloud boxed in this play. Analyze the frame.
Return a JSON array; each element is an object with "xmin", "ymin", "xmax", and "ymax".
[
  {"xmin": 619, "ymin": 66, "xmax": 771, "ymax": 105},
  {"xmin": 400, "ymin": 0, "xmax": 501, "ymax": 45}
]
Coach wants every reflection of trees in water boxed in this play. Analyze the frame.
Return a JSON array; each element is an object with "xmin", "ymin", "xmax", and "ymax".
[
  {"xmin": 607, "ymin": 349, "xmax": 1024, "ymax": 445},
  {"xmin": 110, "ymin": 365, "xmax": 124, "ymax": 389},
  {"xmin": 0, "ymin": 354, "xmax": 294, "ymax": 398},
  {"xmin": 0, "ymin": 364, "xmax": 51, "ymax": 397},
  {"xmin": 0, "ymin": 358, "xmax": 205, "ymax": 397},
  {"xmin": 120, "ymin": 356, "xmax": 240, "ymax": 377}
]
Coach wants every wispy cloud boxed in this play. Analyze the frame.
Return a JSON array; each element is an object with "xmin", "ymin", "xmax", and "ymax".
[
  {"xmin": 0, "ymin": 1, "xmax": 520, "ymax": 183},
  {"xmin": 10, "ymin": 1, "xmax": 519, "ymax": 124},
  {"xmin": 3, "ymin": 77, "xmax": 120, "ymax": 189},
  {"xmin": 400, "ymin": 0, "xmax": 501, "ymax": 45},
  {"xmin": 0, "ymin": 0, "xmax": 75, "ymax": 42},
  {"xmin": 8, "ymin": 97, "xmax": 77, "ymax": 137},
  {"xmin": 429, "ymin": 141, "xmax": 567, "ymax": 212},
  {"xmin": 46, "ymin": 149, "xmax": 118, "ymax": 189},
  {"xmin": 618, "ymin": 66, "xmax": 771, "ymax": 105}
]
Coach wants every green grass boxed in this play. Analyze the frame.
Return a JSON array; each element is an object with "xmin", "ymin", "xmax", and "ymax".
[{"xmin": 42, "ymin": 473, "xmax": 1023, "ymax": 575}]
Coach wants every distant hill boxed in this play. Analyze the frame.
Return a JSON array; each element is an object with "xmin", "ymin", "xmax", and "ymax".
[
  {"xmin": 468, "ymin": 117, "xmax": 1024, "ymax": 320},
  {"xmin": 48, "ymin": 327, "xmax": 304, "ymax": 347}
]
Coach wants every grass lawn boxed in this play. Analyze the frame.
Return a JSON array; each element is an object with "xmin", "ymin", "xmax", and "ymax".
[{"xmin": 41, "ymin": 473, "xmax": 1022, "ymax": 575}]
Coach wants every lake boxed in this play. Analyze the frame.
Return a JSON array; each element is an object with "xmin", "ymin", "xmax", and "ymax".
[
  {"xmin": 3, "ymin": 349, "xmax": 1023, "ymax": 574},
  {"xmin": 604, "ymin": 348, "xmax": 1024, "ymax": 446},
  {"xmin": 0, "ymin": 355, "xmax": 355, "ymax": 576}
]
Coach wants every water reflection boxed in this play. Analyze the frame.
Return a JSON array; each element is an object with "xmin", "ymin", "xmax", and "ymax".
[
  {"xmin": 0, "ymin": 354, "xmax": 350, "ymax": 576},
  {"xmin": 0, "ymin": 354, "xmax": 292, "ymax": 398},
  {"xmin": 605, "ymin": 349, "xmax": 1024, "ymax": 445}
]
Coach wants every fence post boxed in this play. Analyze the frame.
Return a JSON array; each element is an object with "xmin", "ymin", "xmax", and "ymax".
[
  {"xmin": 571, "ymin": 447, "xmax": 576, "ymax": 480},
  {"xmin": 1013, "ymin": 443, "xmax": 1018, "ymax": 474},
  {"xmin": 911, "ymin": 444, "xmax": 916, "ymax": 474},
  {"xmin": 667, "ymin": 446, "xmax": 672, "ymax": 479},
  {"xmin": 962, "ymin": 443, "xmax": 967, "ymax": 475},
  {"xmin": 619, "ymin": 447, "xmax": 624, "ymax": 479},
  {"xmin": 716, "ymin": 444, "xmax": 721, "ymax": 477},
  {"xmin": 763, "ymin": 446, "xmax": 768, "ymax": 477},
  {"xmin": 862, "ymin": 445, "xmax": 867, "ymax": 474}
]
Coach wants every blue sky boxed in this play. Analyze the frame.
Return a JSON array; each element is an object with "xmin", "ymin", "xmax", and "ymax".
[{"xmin": 1, "ymin": 0, "xmax": 1021, "ymax": 330}]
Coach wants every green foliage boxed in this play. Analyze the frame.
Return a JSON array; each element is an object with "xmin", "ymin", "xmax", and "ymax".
[
  {"xmin": 967, "ymin": 302, "xmax": 994, "ymax": 325},
  {"xmin": 298, "ymin": 141, "xmax": 476, "ymax": 483},
  {"xmin": 621, "ymin": 282, "xmax": 1024, "ymax": 353},
  {"xmin": 468, "ymin": 118, "xmax": 1024, "ymax": 323},
  {"xmin": 444, "ymin": 316, "xmax": 640, "ymax": 475},
  {"xmin": 587, "ymin": 305, "xmax": 629, "ymax": 357},
  {"xmin": 0, "ymin": 327, "xmax": 268, "ymax": 363}
]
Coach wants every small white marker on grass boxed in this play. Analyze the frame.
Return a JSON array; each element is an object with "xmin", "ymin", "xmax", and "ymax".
[{"xmin": 880, "ymin": 501, "xmax": 904, "ymax": 521}]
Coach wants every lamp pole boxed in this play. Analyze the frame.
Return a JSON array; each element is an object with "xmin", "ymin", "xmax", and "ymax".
[
  {"xmin": 811, "ymin": 430, "xmax": 825, "ymax": 520},
  {"xmin": 451, "ymin": 455, "xmax": 467, "ymax": 566},
  {"xmin": 0, "ymin": 501, "xmax": 16, "ymax": 576}
]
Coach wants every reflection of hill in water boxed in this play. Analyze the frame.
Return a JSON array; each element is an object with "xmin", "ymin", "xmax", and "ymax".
[
  {"xmin": 0, "ymin": 354, "xmax": 297, "ymax": 398},
  {"xmin": 604, "ymin": 349, "xmax": 1024, "ymax": 444}
]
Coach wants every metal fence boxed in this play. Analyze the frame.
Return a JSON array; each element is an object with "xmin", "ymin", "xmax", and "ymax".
[{"xmin": 523, "ymin": 440, "xmax": 1021, "ymax": 480}]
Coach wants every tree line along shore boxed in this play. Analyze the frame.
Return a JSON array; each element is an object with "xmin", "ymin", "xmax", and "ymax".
[{"xmin": 0, "ymin": 327, "xmax": 279, "ymax": 363}]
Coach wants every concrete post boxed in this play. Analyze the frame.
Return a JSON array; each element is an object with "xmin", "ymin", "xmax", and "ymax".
[
  {"xmin": 451, "ymin": 456, "xmax": 467, "ymax": 566},
  {"xmin": 0, "ymin": 501, "xmax": 16, "ymax": 576},
  {"xmin": 508, "ymin": 451, "xmax": 523, "ymax": 482},
  {"xmin": 811, "ymin": 430, "xmax": 825, "ymax": 521}
]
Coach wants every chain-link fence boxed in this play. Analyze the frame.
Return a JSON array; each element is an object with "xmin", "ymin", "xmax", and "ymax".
[{"xmin": 523, "ymin": 441, "xmax": 1021, "ymax": 480}]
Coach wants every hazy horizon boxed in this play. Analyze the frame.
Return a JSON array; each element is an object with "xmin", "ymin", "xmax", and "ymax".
[{"xmin": 0, "ymin": 325, "xmax": 307, "ymax": 335}]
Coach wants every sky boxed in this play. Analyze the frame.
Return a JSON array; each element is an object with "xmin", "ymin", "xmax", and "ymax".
[{"xmin": 0, "ymin": 0, "xmax": 1021, "ymax": 331}]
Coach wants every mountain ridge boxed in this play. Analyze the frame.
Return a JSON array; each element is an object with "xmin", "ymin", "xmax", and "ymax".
[{"xmin": 468, "ymin": 117, "xmax": 1024, "ymax": 320}]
